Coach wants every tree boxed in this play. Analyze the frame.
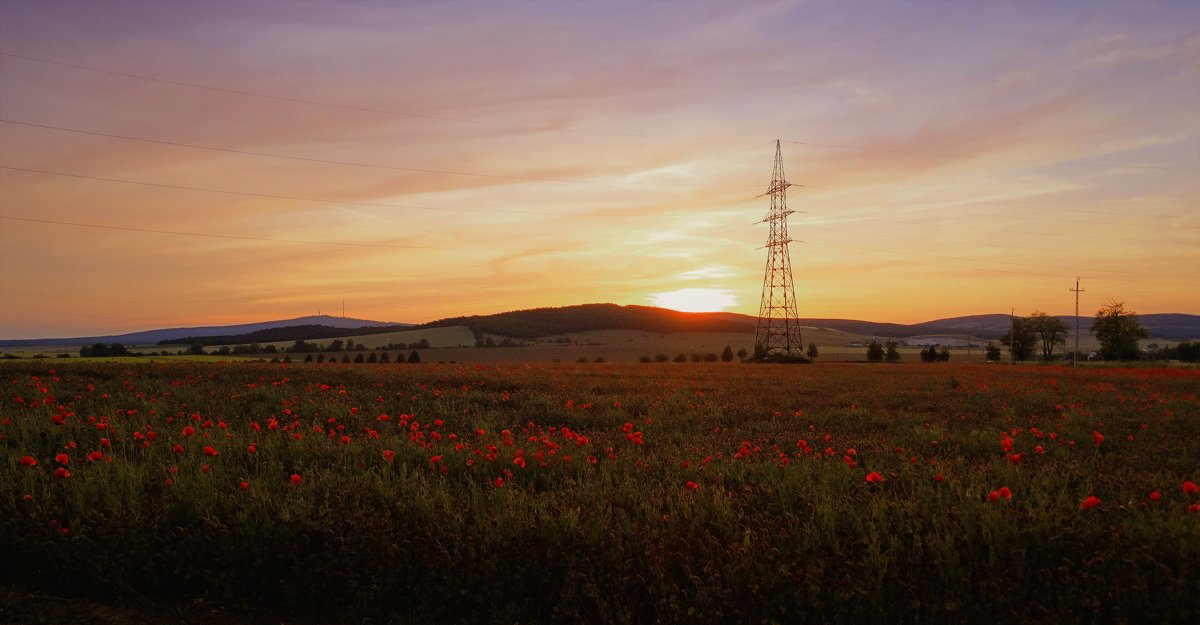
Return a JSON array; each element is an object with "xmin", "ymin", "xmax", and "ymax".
[
  {"xmin": 654, "ymin": 353, "xmax": 670, "ymax": 363},
  {"xmin": 354, "ymin": 353, "xmax": 365, "ymax": 363},
  {"xmin": 1028, "ymin": 311, "xmax": 1069, "ymax": 360},
  {"xmin": 304, "ymin": 354, "xmax": 313, "ymax": 363},
  {"xmin": 380, "ymin": 352, "xmax": 391, "ymax": 364},
  {"xmin": 866, "ymin": 340, "xmax": 884, "ymax": 362},
  {"xmin": 673, "ymin": 354, "xmax": 687, "ymax": 363},
  {"xmin": 985, "ymin": 342, "xmax": 1002, "ymax": 362},
  {"xmin": 721, "ymin": 346, "xmax": 734, "ymax": 363},
  {"xmin": 736, "ymin": 348, "xmax": 749, "ymax": 360},
  {"xmin": 1091, "ymin": 301, "xmax": 1147, "ymax": 361},
  {"xmin": 367, "ymin": 353, "xmax": 378, "ymax": 363},
  {"xmin": 920, "ymin": 345, "xmax": 938, "ymax": 363},
  {"xmin": 884, "ymin": 340, "xmax": 901, "ymax": 362},
  {"xmin": 937, "ymin": 346, "xmax": 950, "ymax": 362},
  {"xmin": 187, "ymin": 343, "xmax": 206, "ymax": 356},
  {"xmin": 407, "ymin": 350, "xmax": 421, "ymax": 364},
  {"xmin": 1000, "ymin": 317, "xmax": 1037, "ymax": 361},
  {"xmin": 328, "ymin": 339, "xmax": 344, "ymax": 353},
  {"xmin": 806, "ymin": 343, "xmax": 819, "ymax": 359}
]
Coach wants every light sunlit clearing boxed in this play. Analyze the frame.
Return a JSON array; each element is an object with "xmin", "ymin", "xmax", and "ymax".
[{"xmin": 651, "ymin": 288, "xmax": 737, "ymax": 313}]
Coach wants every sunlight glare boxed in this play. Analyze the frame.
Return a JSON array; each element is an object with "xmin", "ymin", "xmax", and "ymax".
[{"xmin": 651, "ymin": 288, "xmax": 737, "ymax": 313}]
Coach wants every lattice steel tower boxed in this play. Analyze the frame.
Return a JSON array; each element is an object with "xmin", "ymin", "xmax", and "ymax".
[{"xmin": 755, "ymin": 140, "xmax": 803, "ymax": 358}]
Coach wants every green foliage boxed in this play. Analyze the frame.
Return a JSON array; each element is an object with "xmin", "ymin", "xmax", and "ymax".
[
  {"xmin": 884, "ymin": 340, "xmax": 901, "ymax": 362},
  {"xmin": 1, "ymin": 362, "xmax": 1197, "ymax": 624},
  {"xmin": 417, "ymin": 303, "xmax": 753, "ymax": 339},
  {"xmin": 1092, "ymin": 301, "xmax": 1148, "ymax": 361},
  {"xmin": 79, "ymin": 343, "xmax": 129, "ymax": 357},
  {"xmin": 1000, "ymin": 317, "xmax": 1037, "ymax": 361},
  {"xmin": 1028, "ymin": 311, "xmax": 1069, "ymax": 360},
  {"xmin": 985, "ymin": 342, "xmax": 1002, "ymax": 362},
  {"xmin": 920, "ymin": 345, "xmax": 939, "ymax": 362}
]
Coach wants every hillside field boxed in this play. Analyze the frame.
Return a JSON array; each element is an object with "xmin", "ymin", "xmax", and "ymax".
[{"xmin": 2, "ymin": 360, "xmax": 1198, "ymax": 624}]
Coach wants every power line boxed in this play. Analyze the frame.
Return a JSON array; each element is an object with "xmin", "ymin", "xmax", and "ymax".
[
  {"xmin": 0, "ymin": 165, "xmax": 660, "ymax": 218},
  {"xmin": 4, "ymin": 51, "xmax": 1191, "ymax": 174},
  {"xmin": 0, "ymin": 118, "xmax": 758, "ymax": 188},
  {"xmin": 780, "ymin": 139, "xmax": 1193, "ymax": 172},
  {"xmin": 0, "ymin": 214, "xmax": 470, "ymax": 250},
  {"xmin": 0, "ymin": 51, "xmax": 647, "ymax": 139}
]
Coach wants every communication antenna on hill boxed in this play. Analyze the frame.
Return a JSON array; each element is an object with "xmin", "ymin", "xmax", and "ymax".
[
  {"xmin": 1070, "ymin": 277, "xmax": 1084, "ymax": 367},
  {"xmin": 754, "ymin": 140, "xmax": 804, "ymax": 358}
]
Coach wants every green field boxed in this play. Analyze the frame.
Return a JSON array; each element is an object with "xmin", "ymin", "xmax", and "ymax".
[{"xmin": 2, "ymin": 360, "xmax": 1198, "ymax": 624}]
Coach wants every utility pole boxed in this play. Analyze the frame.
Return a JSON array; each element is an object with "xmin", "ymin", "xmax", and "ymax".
[
  {"xmin": 1069, "ymin": 277, "xmax": 1084, "ymax": 367},
  {"xmin": 1010, "ymin": 308, "xmax": 1015, "ymax": 365},
  {"xmin": 754, "ymin": 140, "xmax": 804, "ymax": 359}
]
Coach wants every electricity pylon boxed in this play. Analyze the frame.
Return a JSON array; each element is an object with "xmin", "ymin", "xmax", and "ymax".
[{"xmin": 755, "ymin": 140, "xmax": 804, "ymax": 358}]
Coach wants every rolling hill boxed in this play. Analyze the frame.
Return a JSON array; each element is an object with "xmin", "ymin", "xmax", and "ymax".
[
  {"xmin": 0, "ymin": 315, "xmax": 404, "ymax": 348},
  {"xmin": 3, "ymin": 306, "xmax": 1197, "ymax": 348}
]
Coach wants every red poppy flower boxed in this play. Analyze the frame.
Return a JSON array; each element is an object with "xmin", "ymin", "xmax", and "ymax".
[
  {"xmin": 865, "ymin": 471, "xmax": 884, "ymax": 484},
  {"xmin": 100, "ymin": 438, "xmax": 111, "ymax": 448},
  {"xmin": 1080, "ymin": 495, "xmax": 1101, "ymax": 510},
  {"xmin": 19, "ymin": 455, "xmax": 37, "ymax": 467},
  {"xmin": 87, "ymin": 451, "xmax": 103, "ymax": 462},
  {"xmin": 383, "ymin": 449, "xmax": 395, "ymax": 462},
  {"xmin": 203, "ymin": 445, "xmax": 218, "ymax": 457},
  {"xmin": 998, "ymin": 486, "xmax": 1012, "ymax": 500},
  {"xmin": 494, "ymin": 476, "xmax": 504, "ymax": 488},
  {"xmin": 247, "ymin": 444, "xmax": 257, "ymax": 454},
  {"xmin": 54, "ymin": 453, "xmax": 69, "ymax": 465},
  {"xmin": 172, "ymin": 444, "xmax": 184, "ymax": 454},
  {"xmin": 1092, "ymin": 431, "xmax": 1104, "ymax": 446},
  {"xmin": 239, "ymin": 481, "xmax": 249, "ymax": 490},
  {"xmin": 1149, "ymin": 491, "xmax": 1162, "ymax": 501},
  {"xmin": 290, "ymin": 474, "xmax": 303, "ymax": 485},
  {"xmin": 933, "ymin": 473, "xmax": 943, "ymax": 483},
  {"xmin": 53, "ymin": 467, "xmax": 71, "ymax": 479},
  {"xmin": 182, "ymin": 426, "xmax": 195, "ymax": 437},
  {"xmin": 1184, "ymin": 481, "xmax": 1199, "ymax": 495},
  {"xmin": 685, "ymin": 481, "xmax": 698, "ymax": 491},
  {"xmin": 430, "ymin": 455, "xmax": 442, "ymax": 464},
  {"xmin": 988, "ymin": 490, "xmax": 1000, "ymax": 501}
]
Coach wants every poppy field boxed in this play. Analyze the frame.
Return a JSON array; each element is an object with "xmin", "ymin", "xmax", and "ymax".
[{"xmin": 2, "ymin": 361, "xmax": 1198, "ymax": 624}]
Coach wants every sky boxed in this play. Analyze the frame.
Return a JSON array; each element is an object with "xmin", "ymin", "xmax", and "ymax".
[{"xmin": 0, "ymin": 0, "xmax": 1197, "ymax": 339}]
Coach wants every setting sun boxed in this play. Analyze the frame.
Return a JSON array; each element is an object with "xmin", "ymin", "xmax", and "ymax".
[{"xmin": 650, "ymin": 288, "xmax": 737, "ymax": 313}]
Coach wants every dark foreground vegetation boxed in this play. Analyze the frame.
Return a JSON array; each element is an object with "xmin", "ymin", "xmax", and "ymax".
[{"xmin": 2, "ymin": 361, "xmax": 1198, "ymax": 624}]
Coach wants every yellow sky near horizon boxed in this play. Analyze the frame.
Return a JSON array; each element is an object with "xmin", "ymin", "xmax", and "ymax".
[{"xmin": 0, "ymin": 1, "xmax": 1197, "ymax": 339}]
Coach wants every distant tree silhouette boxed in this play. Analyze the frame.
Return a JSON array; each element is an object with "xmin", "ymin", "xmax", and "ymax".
[
  {"xmin": 920, "ymin": 345, "xmax": 938, "ymax": 362},
  {"xmin": 1091, "ymin": 301, "xmax": 1147, "ymax": 361},
  {"xmin": 938, "ymin": 346, "xmax": 950, "ymax": 362},
  {"xmin": 806, "ymin": 343, "xmax": 819, "ymax": 359},
  {"xmin": 341, "ymin": 354, "xmax": 350, "ymax": 363},
  {"xmin": 884, "ymin": 340, "xmax": 901, "ymax": 362},
  {"xmin": 866, "ymin": 340, "xmax": 884, "ymax": 362},
  {"xmin": 1000, "ymin": 318, "xmax": 1037, "ymax": 361},
  {"xmin": 367, "ymin": 352, "xmax": 378, "ymax": 363},
  {"xmin": 408, "ymin": 350, "xmax": 421, "ymax": 364},
  {"xmin": 673, "ymin": 354, "xmax": 687, "ymax": 363},
  {"xmin": 380, "ymin": 351, "xmax": 391, "ymax": 364},
  {"xmin": 721, "ymin": 346, "xmax": 734, "ymax": 362},
  {"xmin": 985, "ymin": 342, "xmax": 1002, "ymax": 361},
  {"xmin": 1029, "ymin": 311, "xmax": 1069, "ymax": 360},
  {"xmin": 736, "ymin": 348, "xmax": 748, "ymax": 360},
  {"xmin": 354, "ymin": 353, "xmax": 365, "ymax": 363},
  {"xmin": 187, "ymin": 343, "xmax": 206, "ymax": 356}
]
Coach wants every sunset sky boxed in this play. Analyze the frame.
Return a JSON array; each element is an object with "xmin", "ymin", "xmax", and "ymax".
[{"xmin": 1, "ymin": 0, "xmax": 1197, "ymax": 339}]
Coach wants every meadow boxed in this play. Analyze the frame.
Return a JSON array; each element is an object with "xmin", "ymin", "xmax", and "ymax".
[{"xmin": 2, "ymin": 360, "xmax": 1198, "ymax": 624}]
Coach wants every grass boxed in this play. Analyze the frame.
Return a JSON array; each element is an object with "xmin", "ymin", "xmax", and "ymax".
[{"xmin": 2, "ymin": 360, "xmax": 1198, "ymax": 624}]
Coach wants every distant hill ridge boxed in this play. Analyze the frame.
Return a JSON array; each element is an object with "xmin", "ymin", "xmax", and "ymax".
[
  {"xmin": 0, "ymin": 315, "xmax": 403, "ymax": 347},
  {"xmin": 2, "ymin": 306, "xmax": 1197, "ymax": 347}
]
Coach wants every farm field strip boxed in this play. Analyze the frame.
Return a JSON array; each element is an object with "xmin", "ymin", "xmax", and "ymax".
[{"xmin": 2, "ymin": 361, "xmax": 1198, "ymax": 624}]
